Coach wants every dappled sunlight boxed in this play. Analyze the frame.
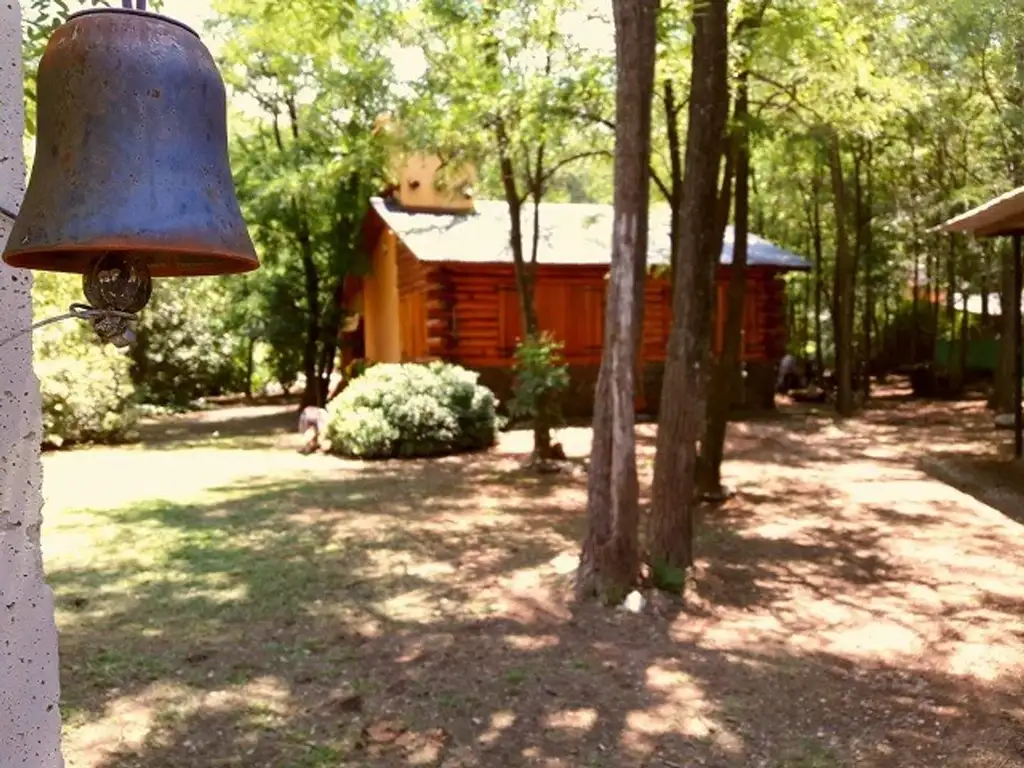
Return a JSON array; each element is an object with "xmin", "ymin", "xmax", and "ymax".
[
  {"xmin": 62, "ymin": 680, "xmax": 194, "ymax": 768},
  {"xmin": 40, "ymin": 394, "xmax": 1024, "ymax": 766},
  {"xmin": 627, "ymin": 664, "xmax": 734, "ymax": 747},
  {"xmin": 63, "ymin": 675, "xmax": 298, "ymax": 768},
  {"xmin": 477, "ymin": 710, "xmax": 516, "ymax": 746}
]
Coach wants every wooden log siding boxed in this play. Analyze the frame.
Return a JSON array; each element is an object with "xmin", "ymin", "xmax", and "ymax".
[
  {"xmin": 361, "ymin": 242, "xmax": 789, "ymax": 369},
  {"xmin": 423, "ymin": 266, "xmax": 456, "ymax": 358},
  {"xmin": 396, "ymin": 242, "xmax": 431, "ymax": 361}
]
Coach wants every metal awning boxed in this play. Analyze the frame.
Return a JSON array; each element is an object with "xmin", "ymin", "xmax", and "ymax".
[{"xmin": 939, "ymin": 185, "xmax": 1024, "ymax": 237}]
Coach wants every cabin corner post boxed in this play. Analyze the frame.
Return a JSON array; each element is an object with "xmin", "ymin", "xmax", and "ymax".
[
  {"xmin": 377, "ymin": 229, "xmax": 402, "ymax": 363},
  {"xmin": 0, "ymin": 3, "xmax": 66, "ymax": 765}
]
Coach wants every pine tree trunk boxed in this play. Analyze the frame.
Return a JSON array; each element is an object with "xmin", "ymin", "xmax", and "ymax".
[
  {"xmin": 699, "ymin": 73, "xmax": 750, "ymax": 498},
  {"xmin": 577, "ymin": 0, "xmax": 659, "ymax": 604},
  {"xmin": 648, "ymin": 0, "xmax": 729, "ymax": 576}
]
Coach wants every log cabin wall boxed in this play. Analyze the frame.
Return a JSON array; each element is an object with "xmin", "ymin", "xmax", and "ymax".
[
  {"xmin": 710, "ymin": 266, "xmax": 789, "ymax": 362},
  {"xmin": 393, "ymin": 257, "xmax": 788, "ymax": 415},
  {"xmin": 418, "ymin": 262, "xmax": 786, "ymax": 368},
  {"xmin": 362, "ymin": 230, "xmax": 402, "ymax": 362},
  {"xmin": 395, "ymin": 241, "xmax": 431, "ymax": 361}
]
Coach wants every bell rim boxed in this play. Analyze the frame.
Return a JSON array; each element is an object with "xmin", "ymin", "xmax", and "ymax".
[
  {"xmin": 2, "ymin": 244, "xmax": 260, "ymax": 279},
  {"xmin": 66, "ymin": 7, "xmax": 200, "ymax": 40}
]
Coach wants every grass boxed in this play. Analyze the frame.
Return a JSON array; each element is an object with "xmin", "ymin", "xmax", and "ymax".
[{"xmin": 43, "ymin": 389, "xmax": 1024, "ymax": 767}]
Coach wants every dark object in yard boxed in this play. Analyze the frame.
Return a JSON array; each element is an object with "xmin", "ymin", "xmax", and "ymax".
[
  {"xmin": 791, "ymin": 386, "xmax": 828, "ymax": 404},
  {"xmin": 329, "ymin": 693, "xmax": 364, "ymax": 714},
  {"xmin": 298, "ymin": 407, "xmax": 329, "ymax": 455},
  {"xmin": 775, "ymin": 353, "xmax": 804, "ymax": 393},
  {"xmin": 778, "ymin": 371, "xmax": 802, "ymax": 393},
  {"xmin": 297, "ymin": 360, "xmax": 372, "ymax": 454},
  {"xmin": 4, "ymin": 6, "xmax": 258, "ymax": 279},
  {"xmin": 909, "ymin": 364, "xmax": 963, "ymax": 400}
]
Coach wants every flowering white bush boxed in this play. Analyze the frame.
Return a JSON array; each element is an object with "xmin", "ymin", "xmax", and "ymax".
[{"xmin": 325, "ymin": 362, "xmax": 503, "ymax": 458}]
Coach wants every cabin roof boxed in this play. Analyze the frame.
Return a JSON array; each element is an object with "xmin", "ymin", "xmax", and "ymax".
[
  {"xmin": 939, "ymin": 185, "xmax": 1024, "ymax": 237},
  {"xmin": 369, "ymin": 197, "xmax": 812, "ymax": 271}
]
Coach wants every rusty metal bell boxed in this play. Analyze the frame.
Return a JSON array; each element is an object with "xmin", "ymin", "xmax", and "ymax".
[{"xmin": 2, "ymin": 7, "xmax": 259, "ymax": 278}]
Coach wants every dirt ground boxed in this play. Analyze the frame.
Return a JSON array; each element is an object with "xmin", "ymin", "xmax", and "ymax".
[{"xmin": 40, "ymin": 385, "xmax": 1024, "ymax": 767}]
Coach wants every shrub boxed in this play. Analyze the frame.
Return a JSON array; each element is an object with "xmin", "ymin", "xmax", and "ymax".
[
  {"xmin": 32, "ymin": 272, "xmax": 139, "ymax": 448},
  {"xmin": 37, "ymin": 349, "xmax": 139, "ymax": 449},
  {"xmin": 130, "ymin": 277, "xmax": 249, "ymax": 406},
  {"xmin": 509, "ymin": 332, "xmax": 570, "ymax": 428},
  {"xmin": 325, "ymin": 362, "xmax": 502, "ymax": 458}
]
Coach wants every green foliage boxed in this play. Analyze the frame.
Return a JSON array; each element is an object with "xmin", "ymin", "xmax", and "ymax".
[
  {"xmin": 402, "ymin": 0, "xmax": 611, "ymax": 204},
  {"xmin": 325, "ymin": 362, "xmax": 503, "ymax": 459},
  {"xmin": 37, "ymin": 352, "xmax": 138, "ymax": 449},
  {"xmin": 509, "ymin": 332, "xmax": 570, "ymax": 427},
  {"xmin": 32, "ymin": 273, "xmax": 139, "ymax": 447},
  {"xmin": 215, "ymin": 0, "xmax": 396, "ymax": 402},
  {"xmin": 21, "ymin": 1, "xmax": 159, "ymax": 136},
  {"xmin": 130, "ymin": 277, "xmax": 250, "ymax": 407},
  {"xmin": 650, "ymin": 559, "xmax": 687, "ymax": 594}
]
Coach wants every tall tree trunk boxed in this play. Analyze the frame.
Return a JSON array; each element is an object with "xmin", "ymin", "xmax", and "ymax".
[
  {"xmin": 826, "ymin": 129, "xmax": 856, "ymax": 416},
  {"xmin": 487, "ymin": 0, "xmax": 551, "ymax": 458},
  {"xmin": 278, "ymin": 96, "xmax": 324, "ymax": 410},
  {"xmin": 853, "ymin": 143, "xmax": 865, "ymax": 395},
  {"xmin": 526, "ymin": 191, "xmax": 555, "ymax": 459},
  {"xmin": 665, "ymin": 79, "xmax": 683, "ymax": 284},
  {"xmin": 648, "ymin": 0, "xmax": 729, "ymax": 576},
  {"xmin": 298, "ymin": 212, "xmax": 322, "ymax": 407},
  {"xmin": 996, "ymin": 240, "xmax": 1017, "ymax": 413},
  {"xmin": 981, "ymin": 243, "xmax": 991, "ymax": 330},
  {"xmin": 912, "ymin": 245, "xmax": 920, "ymax": 365},
  {"xmin": 860, "ymin": 145, "xmax": 874, "ymax": 400},
  {"xmin": 699, "ymin": 72, "xmax": 750, "ymax": 498},
  {"xmin": 946, "ymin": 226, "xmax": 960, "ymax": 393},
  {"xmin": 956, "ymin": 233, "xmax": 970, "ymax": 392},
  {"xmin": 577, "ymin": 0, "xmax": 659, "ymax": 604},
  {"xmin": 803, "ymin": 270, "xmax": 811, "ymax": 356},
  {"xmin": 812, "ymin": 164, "xmax": 824, "ymax": 376},
  {"xmin": 316, "ymin": 275, "xmax": 346, "ymax": 404},
  {"xmin": 930, "ymin": 243, "xmax": 940, "ymax": 356},
  {"xmin": 908, "ymin": 128, "xmax": 920, "ymax": 367},
  {"xmin": 496, "ymin": 136, "xmax": 553, "ymax": 460}
]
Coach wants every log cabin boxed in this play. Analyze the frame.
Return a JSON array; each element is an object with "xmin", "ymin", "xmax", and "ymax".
[{"xmin": 345, "ymin": 157, "xmax": 811, "ymax": 416}]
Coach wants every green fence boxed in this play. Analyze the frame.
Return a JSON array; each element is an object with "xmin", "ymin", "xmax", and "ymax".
[{"xmin": 934, "ymin": 339, "xmax": 1004, "ymax": 372}]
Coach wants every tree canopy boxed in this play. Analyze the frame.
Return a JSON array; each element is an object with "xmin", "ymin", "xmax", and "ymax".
[{"xmin": 20, "ymin": 0, "xmax": 1024, "ymax": 463}]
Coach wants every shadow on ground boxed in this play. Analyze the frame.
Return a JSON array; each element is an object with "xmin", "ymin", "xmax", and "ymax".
[{"xmin": 47, "ymin": 389, "xmax": 1024, "ymax": 767}]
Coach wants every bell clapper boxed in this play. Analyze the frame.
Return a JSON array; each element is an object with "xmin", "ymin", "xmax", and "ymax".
[
  {"xmin": 82, "ymin": 252, "xmax": 152, "ymax": 347},
  {"xmin": 0, "ymin": 252, "xmax": 151, "ymax": 350}
]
